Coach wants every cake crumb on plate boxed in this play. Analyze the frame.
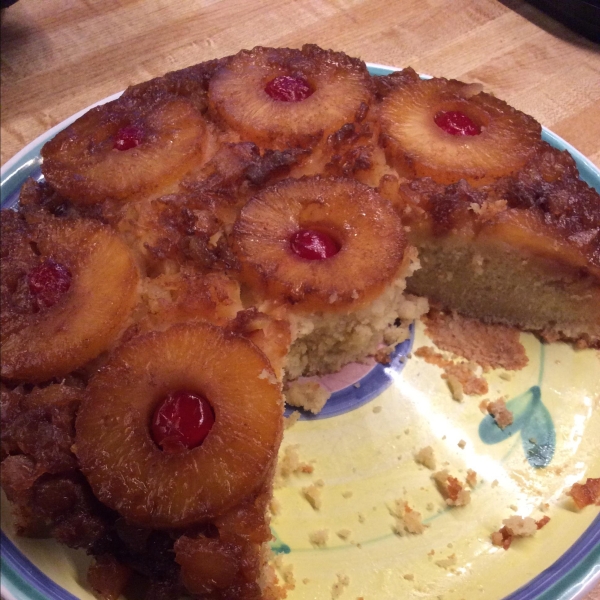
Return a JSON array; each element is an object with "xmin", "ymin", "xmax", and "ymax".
[
  {"xmin": 275, "ymin": 445, "xmax": 314, "ymax": 486},
  {"xmin": 491, "ymin": 515, "xmax": 551, "ymax": 549},
  {"xmin": 273, "ymin": 555, "xmax": 296, "ymax": 592},
  {"xmin": 415, "ymin": 446, "xmax": 437, "ymax": 470},
  {"xmin": 284, "ymin": 410, "xmax": 301, "ymax": 430},
  {"xmin": 388, "ymin": 500, "xmax": 427, "ymax": 535},
  {"xmin": 446, "ymin": 374, "xmax": 464, "ymax": 401},
  {"xmin": 302, "ymin": 483, "xmax": 323, "ymax": 510},
  {"xmin": 567, "ymin": 477, "xmax": 600, "ymax": 508},
  {"xmin": 433, "ymin": 470, "xmax": 471, "ymax": 506},
  {"xmin": 466, "ymin": 469, "xmax": 477, "ymax": 488},
  {"xmin": 435, "ymin": 553, "xmax": 457, "ymax": 569},
  {"xmin": 331, "ymin": 573, "xmax": 350, "ymax": 598},
  {"xmin": 285, "ymin": 380, "xmax": 331, "ymax": 414},
  {"xmin": 486, "ymin": 398, "xmax": 513, "ymax": 429},
  {"xmin": 421, "ymin": 309, "xmax": 528, "ymax": 371},
  {"xmin": 309, "ymin": 529, "xmax": 329, "ymax": 547},
  {"xmin": 414, "ymin": 346, "xmax": 488, "ymax": 396}
]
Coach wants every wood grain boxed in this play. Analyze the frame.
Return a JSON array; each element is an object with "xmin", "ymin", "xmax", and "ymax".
[
  {"xmin": 1, "ymin": 0, "xmax": 599, "ymax": 167},
  {"xmin": 0, "ymin": 1, "xmax": 599, "ymax": 598}
]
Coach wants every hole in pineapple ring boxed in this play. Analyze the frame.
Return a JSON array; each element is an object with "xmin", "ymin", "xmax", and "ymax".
[
  {"xmin": 264, "ymin": 75, "xmax": 314, "ymax": 102},
  {"xmin": 290, "ymin": 228, "xmax": 341, "ymax": 260},
  {"xmin": 151, "ymin": 391, "xmax": 215, "ymax": 454},
  {"xmin": 434, "ymin": 110, "xmax": 481, "ymax": 136}
]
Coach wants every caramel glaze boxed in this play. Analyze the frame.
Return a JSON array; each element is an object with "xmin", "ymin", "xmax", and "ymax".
[
  {"xmin": 2, "ymin": 48, "xmax": 600, "ymax": 600},
  {"xmin": 387, "ymin": 143, "xmax": 600, "ymax": 274}
]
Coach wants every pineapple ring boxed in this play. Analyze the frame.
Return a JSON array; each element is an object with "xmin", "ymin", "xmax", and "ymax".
[
  {"xmin": 75, "ymin": 322, "xmax": 283, "ymax": 528},
  {"xmin": 208, "ymin": 45, "xmax": 373, "ymax": 150},
  {"xmin": 41, "ymin": 94, "xmax": 209, "ymax": 205},
  {"xmin": 380, "ymin": 76, "xmax": 541, "ymax": 186},
  {"xmin": 1, "ymin": 217, "xmax": 139, "ymax": 383},
  {"xmin": 233, "ymin": 176, "xmax": 407, "ymax": 312}
]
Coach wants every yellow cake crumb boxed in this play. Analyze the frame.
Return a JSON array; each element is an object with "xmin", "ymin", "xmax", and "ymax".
[
  {"xmin": 275, "ymin": 445, "xmax": 314, "ymax": 487},
  {"xmin": 309, "ymin": 529, "xmax": 329, "ymax": 547},
  {"xmin": 466, "ymin": 469, "xmax": 477, "ymax": 488},
  {"xmin": 336, "ymin": 529, "xmax": 352, "ymax": 541},
  {"xmin": 491, "ymin": 514, "xmax": 550, "ymax": 549},
  {"xmin": 503, "ymin": 515, "xmax": 538, "ymax": 535},
  {"xmin": 446, "ymin": 374, "xmax": 464, "ymax": 402},
  {"xmin": 285, "ymin": 380, "xmax": 331, "ymax": 415},
  {"xmin": 487, "ymin": 398, "xmax": 513, "ymax": 429},
  {"xmin": 414, "ymin": 446, "xmax": 437, "ymax": 470},
  {"xmin": 331, "ymin": 573, "xmax": 350, "ymax": 598},
  {"xmin": 435, "ymin": 553, "xmax": 457, "ymax": 569},
  {"xmin": 273, "ymin": 555, "xmax": 296, "ymax": 592},
  {"xmin": 284, "ymin": 410, "xmax": 301, "ymax": 430},
  {"xmin": 433, "ymin": 470, "xmax": 471, "ymax": 506},
  {"xmin": 388, "ymin": 500, "xmax": 427, "ymax": 535},
  {"xmin": 302, "ymin": 482, "xmax": 323, "ymax": 510},
  {"xmin": 457, "ymin": 439, "xmax": 466, "ymax": 449},
  {"xmin": 415, "ymin": 345, "xmax": 488, "ymax": 396}
]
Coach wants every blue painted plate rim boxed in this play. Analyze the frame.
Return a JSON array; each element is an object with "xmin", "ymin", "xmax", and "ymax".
[{"xmin": 1, "ymin": 63, "xmax": 599, "ymax": 600}]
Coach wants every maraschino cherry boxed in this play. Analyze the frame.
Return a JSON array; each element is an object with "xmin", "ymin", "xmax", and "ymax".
[
  {"xmin": 113, "ymin": 126, "xmax": 143, "ymax": 151},
  {"xmin": 290, "ymin": 229, "xmax": 340, "ymax": 260},
  {"xmin": 265, "ymin": 75, "xmax": 313, "ymax": 102},
  {"xmin": 27, "ymin": 259, "xmax": 72, "ymax": 310},
  {"xmin": 434, "ymin": 110, "xmax": 481, "ymax": 136},
  {"xmin": 151, "ymin": 391, "xmax": 215, "ymax": 453}
]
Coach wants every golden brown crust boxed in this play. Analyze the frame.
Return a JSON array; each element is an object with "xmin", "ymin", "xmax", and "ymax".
[
  {"xmin": 2, "ymin": 46, "xmax": 600, "ymax": 600},
  {"xmin": 233, "ymin": 175, "xmax": 407, "ymax": 312},
  {"xmin": 75, "ymin": 322, "xmax": 283, "ymax": 529},
  {"xmin": 208, "ymin": 45, "xmax": 374, "ymax": 150},
  {"xmin": 389, "ymin": 144, "xmax": 600, "ymax": 276},
  {"xmin": 42, "ymin": 95, "xmax": 210, "ymax": 205},
  {"xmin": 1, "ymin": 214, "xmax": 140, "ymax": 383},
  {"xmin": 380, "ymin": 74, "xmax": 542, "ymax": 186}
]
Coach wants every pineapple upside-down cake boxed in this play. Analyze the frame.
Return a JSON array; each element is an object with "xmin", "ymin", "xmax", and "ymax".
[{"xmin": 1, "ymin": 45, "xmax": 599, "ymax": 600}]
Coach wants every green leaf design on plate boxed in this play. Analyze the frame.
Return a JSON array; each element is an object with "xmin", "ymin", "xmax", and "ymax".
[
  {"xmin": 270, "ymin": 528, "xmax": 291, "ymax": 554},
  {"xmin": 478, "ymin": 385, "xmax": 555, "ymax": 468},
  {"xmin": 520, "ymin": 391, "xmax": 555, "ymax": 468}
]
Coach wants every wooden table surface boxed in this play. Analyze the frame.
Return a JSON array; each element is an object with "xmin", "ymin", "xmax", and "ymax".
[
  {"xmin": 1, "ymin": 0, "xmax": 600, "ymax": 169},
  {"xmin": 0, "ymin": 1, "xmax": 599, "ymax": 599}
]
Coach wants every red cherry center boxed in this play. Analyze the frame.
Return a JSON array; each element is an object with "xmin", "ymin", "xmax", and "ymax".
[
  {"xmin": 27, "ymin": 259, "xmax": 72, "ymax": 310},
  {"xmin": 290, "ymin": 229, "xmax": 340, "ymax": 260},
  {"xmin": 151, "ymin": 391, "xmax": 215, "ymax": 454},
  {"xmin": 434, "ymin": 111, "xmax": 481, "ymax": 136},
  {"xmin": 113, "ymin": 126, "xmax": 143, "ymax": 151},
  {"xmin": 265, "ymin": 75, "xmax": 313, "ymax": 102}
]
